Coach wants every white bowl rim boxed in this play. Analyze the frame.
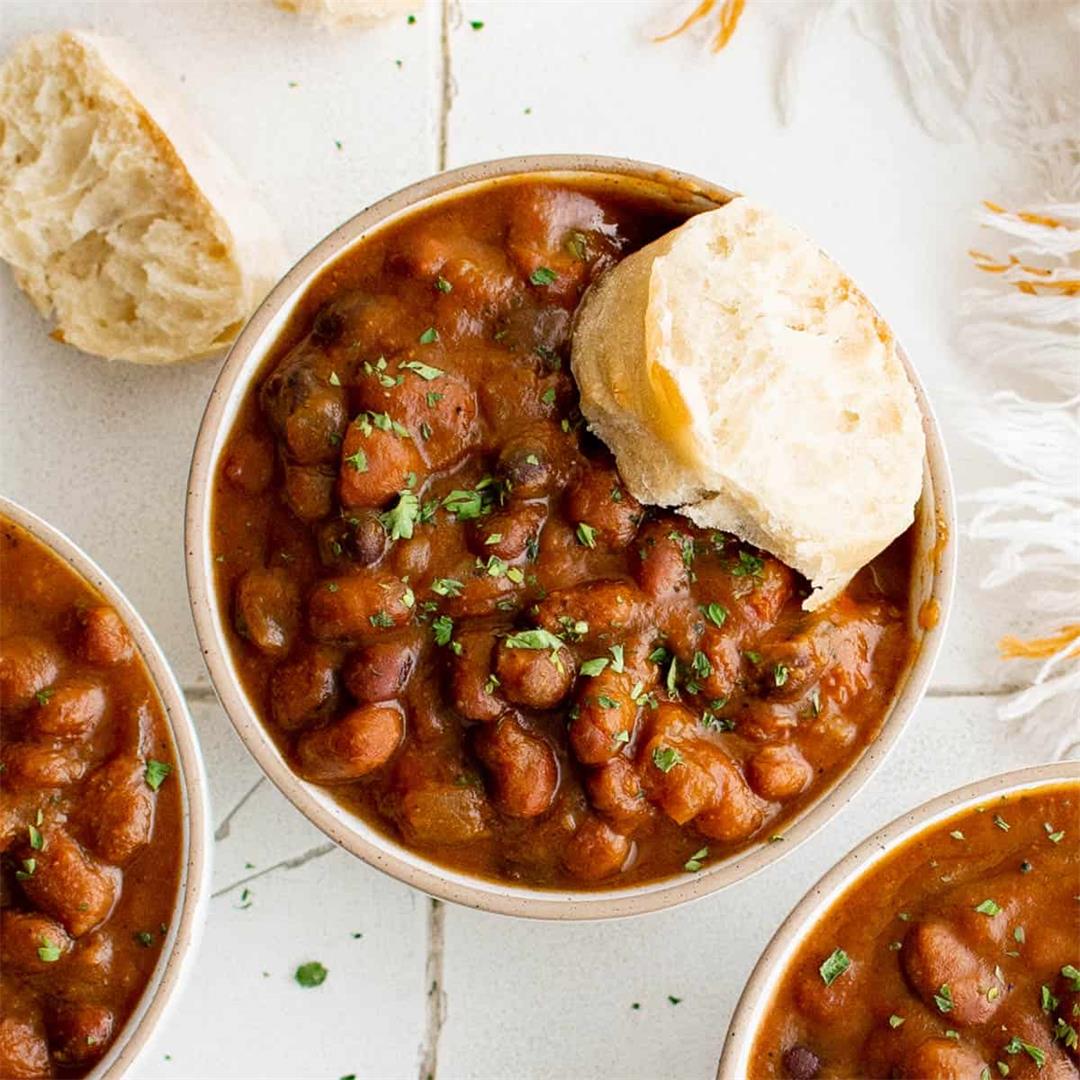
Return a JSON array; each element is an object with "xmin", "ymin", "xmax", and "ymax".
[
  {"xmin": 185, "ymin": 153, "xmax": 957, "ymax": 921},
  {"xmin": 0, "ymin": 496, "xmax": 213, "ymax": 1078},
  {"xmin": 716, "ymin": 759, "xmax": 1080, "ymax": 1077}
]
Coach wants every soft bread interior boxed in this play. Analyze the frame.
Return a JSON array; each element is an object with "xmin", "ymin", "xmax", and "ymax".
[
  {"xmin": 571, "ymin": 197, "xmax": 925, "ymax": 610},
  {"xmin": 0, "ymin": 31, "xmax": 285, "ymax": 364}
]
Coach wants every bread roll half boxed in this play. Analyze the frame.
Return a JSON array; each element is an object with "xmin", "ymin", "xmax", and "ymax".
[
  {"xmin": 571, "ymin": 197, "xmax": 925, "ymax": 610},
  {"xmin": 0, "ymin": 31, "xmax": 286, "ymax": 364}
]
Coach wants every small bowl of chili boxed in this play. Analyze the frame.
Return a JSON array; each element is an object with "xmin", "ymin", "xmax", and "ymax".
[
  {"xmin": 0, "ymin": 497, "xmax": 211, "ymax": 1078},
  {"xmin": 186, "ymin": 155, "xmax": 955, "ymax": 919},
  {"xmin": 719, "ymin": 761, "xmax": 1080, "ymax": 1078}
]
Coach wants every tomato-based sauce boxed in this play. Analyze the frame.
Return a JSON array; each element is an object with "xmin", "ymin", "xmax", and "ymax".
[
  {"xmin": 0, "ymin": 518, "xmax": 182, "ymax": 1078},
  {"xmin": 210, "ymin": 177, "xmax": 915, "ymax": 888},
  {"xmin": 749, "ymin": 783, "xmax": 1080, "ymax": 1078}
]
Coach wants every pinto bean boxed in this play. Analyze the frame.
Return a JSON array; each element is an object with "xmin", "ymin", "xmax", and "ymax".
[
  {"xmin": 270, "ymin": 646, "xmax": 339, "ymax": 731},
  {"xmin": 565, "ymin": 467, "xmax": 642, "ymax": 549},
  {"xmin": 317, "ymin": 512, "xmax": 388, "ymax": 570},
  {"xmin": 307, "ymin": 573, "xmax": 412, "ymax": 641},
  {"xmin": 892, "ymin": 1038, "xmax": 988, "ymax": 1080},
  {"xmin": 47, "ymin": 1002, "xmax": 114, "ymax": 1068},
  {"xmin": 495, "ymin": 423, "xmax": 573, "ymax": 498},
  {"xmin": 1, "ymin": 743, "xmax": 86, "ymax": 789},
  {"xmin": 295, "ymin": 704, "xmax": 404, "ymax": 782},
  {"xmin": 81, "ymin": 756, "xmax": 155, "ymax": 864},
  {"xmin": 27, "ymin": 677, "xmax": 106, "ymax": 741},
  {"xmin": 0, "ymin": 910, "xmax": 73, "ymax": 973},
  {"xmin": 401, "ymin": 371, "xmax": 479, "ymax": 472},
  {"xmin": 746, "ymin": 744, "xmax": 814, "ymax": 801},
  {"xmin": 902, "ymin": 918, "xmax": 1004, "ymax": 1026},
  {"xmin": 261, "ymin": 349, "xmax": 347, "ymax": 465},
  {"xmin": 0, "ymin": 636, "xmax": 60, "ymax": 712},
  {"xmin": 234, "ymin": 568, "xmax": 299, "ymax": 658},
  {"xmin": 494, "ymin": 638, "xmax": 576, "ymax": 710},
  {"xmin": 585, "ymin": 758, "xmax": 654, "ymax": 834},
  {"xmin": 535, "ymin": 580, "xmax": 650, "ymax": 645},
  {"xmin": 343, "ymin": 635, "xmax": 420, "ymax": 704},
  {"xmin": 569, "ymin": 669, "xmax": 637, "ymax": 765},
  {"xmin": 18, "ymin": 829, "xmax": 119, "ymax": 937},
  {"xmin": 283, "ymin": 464, "xmax": 335, "ymax": 522},
  {"xmin": 467, "ymin": 501, "xmax": 546, "ymax": 561},
  {"xmin": 223, "ymin": 431, "xmax": 275, "ymax": 494},
  {"xmin": 338, "ymin": 421, "xmax": 424, "ymax": 510},
  {"xmin": 0, "ymin": 991, "xmax": 50, "ymax": 1080},
  {"xmin": 473, "ymin": 715, "xmax": 558, "ymax": 818},
  {"xmin": 633, "ymin": 522, "xmax": 692, "ymax": 599},
  {"xmin": 76, "ymin": 607, "xmax": 134, "ymax": 666},
  {"xmin": 397, "ymin": 781, "xmax": 492, "ymax": 846},
  {"xmin": 562, "ymin": 816, "xmax": 631, "ymax": 881},
  {"xmin": 447, "ymin": 628, "xmax": 503, "ymax": 722}
]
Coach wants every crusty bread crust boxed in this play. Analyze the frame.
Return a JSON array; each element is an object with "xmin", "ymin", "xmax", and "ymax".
[
  {"xmin": 0, "ymin": 31, "xmax": 286, "ymax": 364},
  {"xmin": 572, "ymin": 198, "xmax": 926, "ymax": 610}
]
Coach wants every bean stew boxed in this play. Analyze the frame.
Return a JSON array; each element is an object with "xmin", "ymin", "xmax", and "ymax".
[
  {"xmin": 0, "ymin": 516, "xmax": 183, "ymax": 1078},
  {"xmin": 210, "ymin": 177, "xmax": 917, "ymax": 889},
  {"xmin": 749, "ymin": 782, "xmax": 1079, "ymax": 1078}
]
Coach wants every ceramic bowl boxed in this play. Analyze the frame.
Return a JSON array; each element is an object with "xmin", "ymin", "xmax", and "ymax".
[
  {"xmin": 185, "ymin": 154, "xmax": 956, "ymax": 919},
  {"xmin": 717, "ymin": 760, "xmax": 1080, "ymax": 1076},
  {"xmin": 0, "ymin": 495, "xmax": 212, "ymax": 1076}
]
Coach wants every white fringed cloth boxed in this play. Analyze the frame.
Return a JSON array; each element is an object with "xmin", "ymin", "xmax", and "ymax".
[{"xmin": 656, "ymin": 0, "xmax": 1080, "ymax": 754}]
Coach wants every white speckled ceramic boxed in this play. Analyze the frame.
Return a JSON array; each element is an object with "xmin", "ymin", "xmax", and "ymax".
[
  {"xmin": 717, "ymin": 761, "xmax": 1080, "ymax": 1077},
  {"xmin": 0, "ymin": 496, "xmax": 212, "ymax": 1078},
  {"xmin": 185, "ymin": 155, "xmax": 956, "ymax": 920}
]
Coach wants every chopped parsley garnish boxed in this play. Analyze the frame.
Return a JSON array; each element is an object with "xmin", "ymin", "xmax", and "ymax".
[
  {"xmin": 974, "ymin": 898, "xmax": 1002, "ymax": 917},
  {"xmin": 344, "ymin": 448, "xmax": 368, "ymax": 472},
  {"xmin": 504, "ymin": 628, "xmax": 564, "ymax": 652},
  {"xmin": 469, "ymin": 19, "xmax": 484, "ymax": 29},
  {"xmin": 418, "ymin": 326, "xmax": 439, "ymax": 344},
  {"xmin": 993, "ymin": 814, "xmax": 1010, "ymax": 831},
  {"xmin": 1045, "ymin": 821, "xmax": 1065, "ymax": 843},
  {"xmin": 28, "ymin": 824, "xmax": 43, "ymax": 851},
  {"xmin": 652, "ymin": 746, "xmax": 683, "ymax": 773},
  {"xmin": 400, "ymin": 360, "xmax": 444, "ymax": 380},
  {"xmin": 37, "ymin": 939, "xmax": 62, "ymax": 963},
  {"xmin": 15, "ymin": 858, "xmax": 35, "ymax": 880},
  {"xmin": 328, "ymin": 371, "xmax": 341, "ymax": 386},
  {"xmin": 1054, "ymin": 1018, "xmax": 1078, "ymax": 1050},
  {"xmin": 295, "ymin": 961, "xmax": 328, "ymax": 988},
  {"xmin": 934, "ymin": 984, "xmax": 954, "ymax": 1013},
  {"xmin": 1062, "ymin": 964, "xmax": 1080, "ymax": 991},
  {"xmin": 580, "ymin": 657, "xmax": 609, "ymax": 677},
  {"xmin": 145, "ymin": 760, "xmax": 172, "ymax": 791},
  {"xmin": 435, "ymin": 276, "xmax": 452, "ymax": 293},
  {"xmin": 431, "ymin": 578, "xmax": 464, "ymax": 597},
  {"xmin": 34, "ymin": 688, "xmax": 54, "ymax": 706},
  {"xmin": 888, "ymin": 1014, "xmax": 905, "ymax": 1029},
  {"xmin": 818, "ymin": 948, "xmax": 850, "ymax": 986},
  {"xmin": 134, "ymin": 930, "xmax": 155, "ymax": 947},
  {"xmin": 609, "ymin": 645, "xmax": 625, "ymax": 672},
  {"xmin": 1002, "ymin": 1036, "xmax": 1045, "ymax": 1068},
  {"xmin": 432, "ymin": 615, "xmax": 455, "ymax": 645},
  {"xmin": 442, "ymin": 481, "xmax": 496, "ymax": 520},
  {"xmin": 576, "ymin": 522, "xmax": 597, "ymax": 548},
  {"xmin": 702, "ymin": 603, "xmax": 728, "ymax": 629},
  {"xmin": 529, "ymin": 266, "xmax": 557, "ymax": 286},
  {"xmin": 731, "ymin": 550, "xmax": 764, "ymax": 577},
  {"xmin": 950, "ymin": 830, "xmax": 965, "ymax": 840},
  {"xmin": 684, "ymin": 847, "xmax": 708, "ymax": 872},
  {"xmin": 667, "ymin": 995, "xmax": 682, "ymax": 1005},
  {"xmin": 380, "ymin": 490, "xmax": 420, "ymax": 540},
  {"xmin": 565, "ymin": 231, "xmax": 589, "ymax": 261},
  {"xmin": 541, "ymin": 387, "xmax": 556, "ymax": 406},
  {"xmin": 1041, "ymin": 985, "xmax": 1059, "ymax": 1013},
  {"xmin": 691, "ymin": 651, "xmax": 712, "ymax": 680},
  {"xmin": 369, "ymin": 611, "xmax": 395, "ymax": 628},
  {"xmin": 773, "ymin": 663, "xmax": 789, "ymax": 687},
  {"xmin": 596, "ymin": 695, "xmax": 619, "ymax": 709}
]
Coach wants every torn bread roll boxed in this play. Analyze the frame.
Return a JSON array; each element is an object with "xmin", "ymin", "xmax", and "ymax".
[
  {"xmin": 571, "ymin": 197, "xmax": 925, "ymax": 610},
  {"xmin": 0, "ymin": 31, "xmax": 286, "ymax": 364}
]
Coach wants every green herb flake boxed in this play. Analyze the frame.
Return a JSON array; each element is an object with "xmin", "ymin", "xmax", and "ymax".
[
  {"xmin": 37, "ymin": 939, "xmax": 62, "ymax": 963},
  {"xmin": 431, "ymin": 578, "xmax": 464, "ymax": 598},
  {"xmin": 295, "ymin": 961, "xmax": 328, "ymax": 988},
  {"xmin": 145, "ymin": 760, "xmax": 172, "ymax": 791},
  {"xmin": 34, "ymin": 688, "xmax": 54, "ymax": 706},
  {"xmin": 435, "ymin": 275, "xmax": 452, "ymax": 293},
  {"xmin": 950, "ymin": 830, "xmax": 965, "ymax": 840},
  {"xmin": 400, "ymin": 360, "xmax": 444, "ymax": 380},
  {"xmin": 529, "ymin": 266, "xmax": 557, "ymax": 286},
  {"xmin": 731, "ymin": 550, "xmax": 764, "ymax": 577},
  {"xmin": 934, "ymin": 983, "xmax": 955, "ymax": 1014},
  {"xmin": 684, "ymin": 847, "xmax": 708, "ymax": 873},
  {"xmin": 993, "ymin": 814, "xmax": 1010, "ymax": 832},
  {"xmin": 609, "ymin": 644, "xmax": 625, "ymax": 673},
  {"xmin": 702, "ymin": 603, "xmax": 728, "ymax": 629},
  {"xmin": 888, "ymin": 1014, "xmax": 905, "ymax": 1029},
  {"xmin": 418, "ymin": 327, "xmax": 439, "ymax": 345},
  {"xmin": 818, "ymin": 948, "xmax": 851, "ymax": 986},
  {"xmin": 1002, "ymin": 1036, "xmax": 1045, "ymax": 1068},
  {"xmin": 667, "ymin": 995, "xmax": 682, "ymax": 1005},
  {"xmin": 134, "ymin": 930, "xmax": 155, "ymax": 948},
  {"xmin": 975, "ymin": 898, "xmax": 1002, "ymax": 917},
  {"xmin": 576, "ymin": 522, "xmax": 597, "ymax": 549},
  {"xmin": 1062, "ymin": 964, "xmax": 1080, "ymax": 991},
  {"xmin": 652, "ymin": 746, "xmax": 683, "ymax": 773},
  {"xmin": 541, "ymin": 387, "xmax": 556, "ymax": 406},
  {"xmin": 469, "ymin": 19, "xmax": 484, "ymax": 30},
  {"xmin": 580, "ymin": 657, "xmax": 609, "ymax": 677},
  {"xmin": 773, "ymin": 663, "xmax": 789, "ymax": 687},
  {"xmin": 380, "ymin": 490, "xmax": 420, "ymax": 541},
  {"xmin": 28, "ymin": 824, "xmax": 44, "ymax": 851},
  {"xmin": 432, "ymin": 615, "xmax": 455, "ymax": 646}
]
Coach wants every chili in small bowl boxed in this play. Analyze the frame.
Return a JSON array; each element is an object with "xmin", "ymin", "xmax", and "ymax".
[{"xmin": 0, "ymin": 497, "xmax": 211, "ymax": 1078}]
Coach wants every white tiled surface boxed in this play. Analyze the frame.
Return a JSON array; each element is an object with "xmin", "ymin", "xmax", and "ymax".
[{"xmin": 0, "ymin": 3, "xmax": 1060, "ymax": 1078}]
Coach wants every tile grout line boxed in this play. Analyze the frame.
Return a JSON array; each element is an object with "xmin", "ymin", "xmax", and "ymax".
[
  {"xmin": 213, "ymin": 776, "xmax": 265, "ymax": 841},
  {"xmin": 437, "ymin": 0, "xmax": 456, "ymax": 172},
  {"xmin": 417, "ymin": 899, "xmax": 447, "ymax": 1080},
  {"xmin": 209, "ymin": 842, "xmax": 337, "ymax": 900}
]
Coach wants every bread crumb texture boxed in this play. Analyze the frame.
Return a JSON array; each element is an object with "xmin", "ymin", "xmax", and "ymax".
[
  {"xmin": 0, "ymin": 31, "xmax": 286, "ymax": 364},
  {"xmin": 572, "ymin": 197, "xmax": 926, "ymax": 609},
  {"xmin": 275, "ymin": 0, "xmax": 416, "ymax": 29}
]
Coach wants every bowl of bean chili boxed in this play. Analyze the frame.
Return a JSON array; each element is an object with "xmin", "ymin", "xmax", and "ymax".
[
  {"xmin": 719, "ymin": 761, "xmax": 1080, "ymax": 1078},
  {"xmin": 1, "ymin": 497, "xmax": 211, "ymax": 1078},
  {"xmin": 186, "ymin": 155, "xmax": 955, "ymax": 918}
]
